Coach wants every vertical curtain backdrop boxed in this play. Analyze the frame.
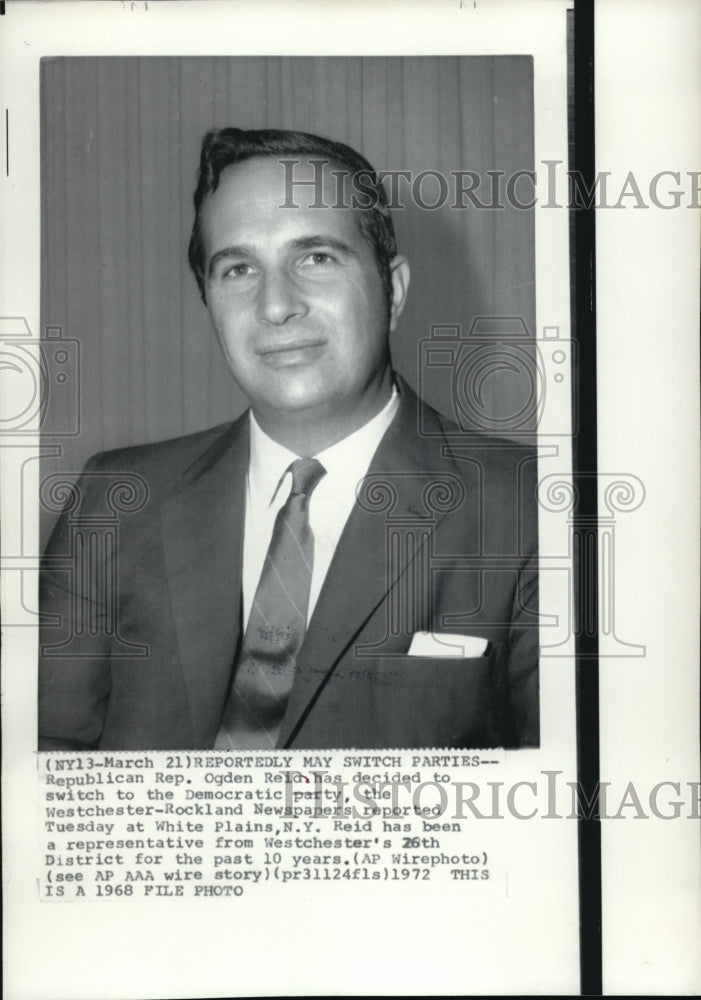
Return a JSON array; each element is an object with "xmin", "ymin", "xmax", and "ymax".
[{"xmin": 40, "ymin": 56, "xmax": 535, "ymax": 546}]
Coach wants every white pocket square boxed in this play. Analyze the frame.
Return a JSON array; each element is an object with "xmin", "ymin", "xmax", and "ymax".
[{"xmin": 407, "ymin": 631, "xmax": 490, "ymax": 658}]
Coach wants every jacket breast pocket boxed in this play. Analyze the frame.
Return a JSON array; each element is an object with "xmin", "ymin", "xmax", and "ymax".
[{"xmin": 356, "ymin": 644, "xmax": 507, "ymax": 748}]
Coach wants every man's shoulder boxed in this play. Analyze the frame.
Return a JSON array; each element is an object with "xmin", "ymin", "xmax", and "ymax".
[
  {"xmin": 406, "ymin": 382, "xmax": 538, "ymax": 470},
  {"xmin": 403, "ymin": 386, "xmax": 538, "ymax": 527},
  {"xmin": 85, "ymin": 415, "xmax": 247, "ymax": 485},
  {"xmin": 408, "ymin": 392, "xmax": 538, "ymax": 551}
]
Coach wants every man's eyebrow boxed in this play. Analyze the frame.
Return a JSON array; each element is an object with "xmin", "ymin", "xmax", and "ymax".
[{"xmin": 289, "ymin": 235, "xmax": 356, "ymax": 256}]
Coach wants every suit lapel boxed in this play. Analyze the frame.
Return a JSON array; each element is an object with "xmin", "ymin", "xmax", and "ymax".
[
  {"xmin": 161, "ymin": 416, "xmax": 249, "ymax": 745},
  {"xmin": 277, "ymin": 382, "xmax": 464, "ymax": 747}
]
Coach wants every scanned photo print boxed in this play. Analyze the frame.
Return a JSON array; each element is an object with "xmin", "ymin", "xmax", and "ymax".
[
  {"xmin": 4, "ymin": 1, "xmax": 700, "ymax": 996},
  {"xmin": 2, "ymin": 6, "xmax": 603, "ymax": 993}
]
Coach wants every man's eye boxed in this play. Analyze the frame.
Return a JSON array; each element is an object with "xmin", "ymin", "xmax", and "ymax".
[
  {"xmin": 300, "ymin": 252, "xmax": 334, "ymax": 267},
  {"xmin": 224, "ymin": 263, "xmax": 254, "ymax": 278}
]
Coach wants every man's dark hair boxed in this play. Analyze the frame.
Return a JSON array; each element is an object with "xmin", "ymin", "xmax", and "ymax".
[{"xmin": 187, "ymin": 127, "xmax": 397, "ymax": 304}]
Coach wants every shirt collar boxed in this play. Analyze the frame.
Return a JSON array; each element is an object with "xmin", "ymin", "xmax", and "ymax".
[{"xmin": 248, "ymin": 382, "xmax": 400, "ymax": 506}]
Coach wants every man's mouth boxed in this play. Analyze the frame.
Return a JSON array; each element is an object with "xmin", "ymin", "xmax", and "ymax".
[{"xmin": 257, "ymin": 340, "xmax": 326, "ymax": 365}]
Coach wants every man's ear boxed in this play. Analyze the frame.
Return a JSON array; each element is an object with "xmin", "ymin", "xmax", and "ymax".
[{"xmin": 387, "ymin": 255, "xmax": 411, "ymax": 332}]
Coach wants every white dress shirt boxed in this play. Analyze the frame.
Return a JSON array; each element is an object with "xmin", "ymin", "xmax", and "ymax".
[{"xmin": 242, "ymin": 387, "xmax": 400, "ymax": 628}]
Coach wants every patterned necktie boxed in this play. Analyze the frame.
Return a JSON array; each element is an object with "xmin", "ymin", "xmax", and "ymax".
[{"xmin": 215, "ymin": 457, "xmax": 326, "ymax": 749}]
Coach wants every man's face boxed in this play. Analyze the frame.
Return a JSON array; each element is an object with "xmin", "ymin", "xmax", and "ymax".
[{"xmin": 200, "ymin": 156, "xmax": 408, "ymax": 432}]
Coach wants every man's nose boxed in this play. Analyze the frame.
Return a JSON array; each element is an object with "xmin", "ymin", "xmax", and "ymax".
[{"xmin": 255, "ymin": 269, "xmax": 307, "ymax": 325}]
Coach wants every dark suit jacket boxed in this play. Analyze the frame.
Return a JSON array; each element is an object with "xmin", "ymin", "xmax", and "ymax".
[{"xmin": 38, "ymin": 380, "xmax": 539, "ymax": 751}]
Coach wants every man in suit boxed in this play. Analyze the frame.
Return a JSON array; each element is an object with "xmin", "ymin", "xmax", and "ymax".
[{"xmin": 38, "ymin": 128, "xmax": 539, "ymax": 751}]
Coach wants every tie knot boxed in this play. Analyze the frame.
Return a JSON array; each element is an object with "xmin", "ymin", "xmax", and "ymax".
[{"xmin": 288, "ymin": 457, "xmax": 326, "ymax": 497}]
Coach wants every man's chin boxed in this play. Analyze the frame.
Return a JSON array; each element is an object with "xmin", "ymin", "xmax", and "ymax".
[{"xmin": 250, "ymin": 384, "xmax": 334, "ymax": 417}]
